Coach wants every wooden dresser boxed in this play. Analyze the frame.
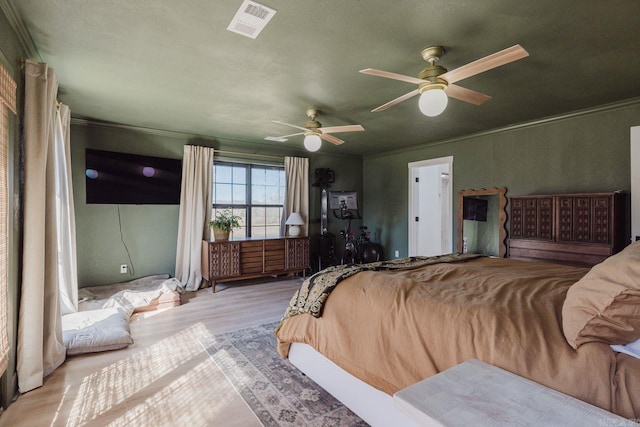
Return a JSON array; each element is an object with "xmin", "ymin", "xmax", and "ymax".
[
  {"xmin": 201, "ymin": 237, "xmax": 310, "ymax": 292},
  {"xmin": 508, "ymin": 191, "xmax": 627, "ymax": 267}
]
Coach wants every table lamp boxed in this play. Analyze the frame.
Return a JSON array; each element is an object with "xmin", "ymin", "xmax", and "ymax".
[{"xmin": 285, "ymin": 212, "xmax": 304, "ymax": 237}]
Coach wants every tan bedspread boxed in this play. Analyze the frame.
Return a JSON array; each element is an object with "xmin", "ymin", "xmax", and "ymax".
[
  {"xmin": 276, "ymin": 257, "xmax": 640, "ymax": 419},
  {"xmin": 277, "ymin": 253, "xmax": 482, "ymax": 326}
]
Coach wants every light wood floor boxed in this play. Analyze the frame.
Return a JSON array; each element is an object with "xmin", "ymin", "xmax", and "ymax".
[{"xmin": 0, "ymin": 277, "xmax": 303, "ymax": 427}]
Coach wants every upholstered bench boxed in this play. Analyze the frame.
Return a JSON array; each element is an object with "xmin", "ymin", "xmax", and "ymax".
[{"xmin": 393, "ymin": 359, "xmax": 634, "ymax": 427}]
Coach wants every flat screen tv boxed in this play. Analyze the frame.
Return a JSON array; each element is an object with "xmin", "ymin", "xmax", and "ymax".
[
  {"xmin": 85, "ymin": 149, "xmax": 182, "ymax": 204},
  {"xmin": 463, "ymin": 197, "xmax": 488, "ymax": 222},
  {"xmin": 329, "ymin": 191, "xmax": 358, "ymax": 210}
]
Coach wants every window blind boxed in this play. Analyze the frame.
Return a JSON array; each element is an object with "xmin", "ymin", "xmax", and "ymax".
[{"xmin": 0, "ymin": 61, "xmax": 17, "ymax": 376}]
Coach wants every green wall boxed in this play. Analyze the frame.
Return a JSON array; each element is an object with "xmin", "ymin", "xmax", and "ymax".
[
  {"xmin": 363, "ymin": 101, "xmax": 640, "ymax": 258},
  {"xmin": 71, "ymin": 122, "xmax": 362, "ymax": 286}
]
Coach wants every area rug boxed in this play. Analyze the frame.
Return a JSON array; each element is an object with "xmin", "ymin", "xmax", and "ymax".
[{"xmin": 200, "ymin": 321, "xmax": 368, "ymax": 427}]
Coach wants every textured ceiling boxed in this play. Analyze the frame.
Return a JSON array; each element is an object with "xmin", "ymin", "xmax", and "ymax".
[{"xmin": 11, "ymin": 0, "xmax": 640, "ymax": 156}]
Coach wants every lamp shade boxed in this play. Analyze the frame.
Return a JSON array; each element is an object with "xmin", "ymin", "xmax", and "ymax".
[
  {"xmin": 303, "ymin": 134, "xmax": 322, "ymax": 152},
  {"xmin": 285, "ymin": 212, "xmax": 304, "ymax": 225},
  {"xmin": 418, "ymin": 88, "xmax": 448, "ymax": 117},
  {"xmin": 285, "ymin": 212, "xmax": 305, "ymax": 237}
]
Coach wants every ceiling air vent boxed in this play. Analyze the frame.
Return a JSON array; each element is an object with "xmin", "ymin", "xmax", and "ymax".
[{"xmin": 227, "ymin": 0, "xmax": 276, "ymax": 39}]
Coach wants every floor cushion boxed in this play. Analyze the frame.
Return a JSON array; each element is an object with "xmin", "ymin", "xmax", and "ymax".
[
  {"xmin": 62, "ymin": 308, "xmax": 133, "ymax": 355},
  {"xmin": 78, "ymin": 275, "xmax": 183, "ymax": 315}
]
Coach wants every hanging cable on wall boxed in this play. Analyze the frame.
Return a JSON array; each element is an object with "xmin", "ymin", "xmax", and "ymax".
[{"xmin": 117, "ymin": 205, "xmax": 136, "ymax": 275}]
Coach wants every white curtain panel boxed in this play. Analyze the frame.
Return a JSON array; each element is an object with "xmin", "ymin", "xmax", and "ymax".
[
  {"xmin": 18, "ymin": 61, "xmax": 67, "ymax": 392},
  {"xmin": 175, "ymin": 145, "xmax": 214, "ymax": 291},
  {"xmin": 284, "ymin": 157, "xmax": 309, "ymax": 236},
  {"xmin": 55, "ymin": 104, "xmax": 79, "ymax": 315}
]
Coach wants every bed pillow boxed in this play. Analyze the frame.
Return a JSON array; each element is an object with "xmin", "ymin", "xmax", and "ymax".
[
  {"xmin": 562, "ymin": 241, "xmax": 640, "ymax": 349},
  {"xmin": 62, "ymin": 308, "xmax": 133, "ymax": 355}
]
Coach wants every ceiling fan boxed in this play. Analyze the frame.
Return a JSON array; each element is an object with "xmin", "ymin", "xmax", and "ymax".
[
  {"xmin": 360, "ymin": 44, "xmax": 529, "ymax": 117},
  {"xmin": 265, "ymin": 109, "xmax": 365, "ymax": 152}
]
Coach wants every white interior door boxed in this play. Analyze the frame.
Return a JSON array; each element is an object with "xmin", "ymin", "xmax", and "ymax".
[{"xmin": 408, "ymin": 157, "xmax": 453, "ymax": 257}]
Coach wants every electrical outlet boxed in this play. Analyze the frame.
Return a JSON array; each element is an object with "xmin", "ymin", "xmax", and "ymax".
[
  {"xmin": 394, "ymin": 250, "xmax": 400, "ymax": 258},
  {"xmin": 120, "ymin": 264, "xmax": 128, "ymax": 274}
]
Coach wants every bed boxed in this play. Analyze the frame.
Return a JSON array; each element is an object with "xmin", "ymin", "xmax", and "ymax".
[{"xmin": 275, "ymin": 244, "xmax": 640, "ymax": 425}]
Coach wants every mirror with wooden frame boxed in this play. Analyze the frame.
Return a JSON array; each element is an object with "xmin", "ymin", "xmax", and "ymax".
[{"xmin": 457, "ymin": 187, "xmax": 507, "ymax": 257}]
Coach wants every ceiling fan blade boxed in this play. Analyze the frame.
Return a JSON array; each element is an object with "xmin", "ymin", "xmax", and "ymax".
[
  {"xmin": 264, "ymin": 131, "xmax": 305, "ymax": 142},
  {"xmin": 445, "ymin": 84, "xmax": 492, "ymax": 105},
  {"xmin": 320, "ymin": 133, "xmax": 345, "ymax": 146},
  {"xmin": 360, "ymin": 68, "xmax": 425, "ymax": 85},
  {"xmin": 319, "ymin": 124, "xmax": 365, "ymax": 134},
  {"xmin": 272, "ymin": 120, "xmax": 308, "ymax": 132},
  {"xmin": 371, "ymin": 88, "xmax": 420, "ymax": 112},
  {"xmin": 264, "ymin": 136, "xmax": 288, "ymax": 142},
  {"xmin": 276, "ymin": 132, "xmax": 305, "ymax": 138},
  {"xmin": 439, "ymin": 45, "xmax": 529, "ymax": 84}
]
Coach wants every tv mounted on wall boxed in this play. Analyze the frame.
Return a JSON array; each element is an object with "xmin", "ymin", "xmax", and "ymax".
[{"xmin": 85, "ymin": 149, "xmax": 182, "ymax": 204}]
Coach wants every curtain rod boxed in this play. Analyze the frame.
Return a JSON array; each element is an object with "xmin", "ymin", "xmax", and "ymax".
[{"xmin": 214, "ymin": 149, "xmax": 284, "ymax": 161}]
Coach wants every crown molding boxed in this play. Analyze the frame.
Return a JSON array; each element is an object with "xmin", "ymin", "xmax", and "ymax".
[
  {"xmin": 365, "ymin": 96, "xmax": 640, "ymax": 160},
  {"xmin": 69, "ymin": 117, "xmax": 360, "ymax": 159},
  {"xmin": 0, "ymin": 0, "xmax": 41, "ymax": 61},
  {"xmin": 73, "ymin": 96, "xmax": 640, "ymax": 161},
  {"xmin": 70, "ymin": 117, "xmax": 202, "ymax": 139},
  {"xmin": 69, "ymin": 117, "xmax": 308, "ymax": 159}
]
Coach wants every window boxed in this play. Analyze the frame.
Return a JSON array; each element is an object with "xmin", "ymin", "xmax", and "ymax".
[
  {"xmin": 0, "ymin": 60, "xmax": 17, "ymax": 376},
  {"xmin": 212, "ymin": 162, "xmax": 286, "ymax": 238}
]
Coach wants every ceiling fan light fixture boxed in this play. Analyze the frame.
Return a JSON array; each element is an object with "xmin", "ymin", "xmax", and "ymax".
[
  {"xmin": 362, "ymin": 44, "xmax": 528, "ymax": 114},
  {"xmin": 418, "ymin": 85, "xmax": 448, "ymax": 117},
  {"xmin": 303, "ymin": 134, "xmax": 322, "ymax": 152}
]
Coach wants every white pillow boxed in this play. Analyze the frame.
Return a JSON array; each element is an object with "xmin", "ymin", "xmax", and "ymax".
[
  {"xmin": 611, "ymin": 338, "xmax": 640, "ymax": 360},
  {"xmin": 62, "ymin": 308, "xmax": 133, "ymax": 355}
]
